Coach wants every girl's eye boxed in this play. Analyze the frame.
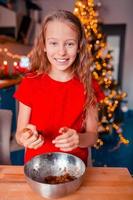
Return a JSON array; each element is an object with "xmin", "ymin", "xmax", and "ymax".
[
  {"xmin": 49, "ymin": 42, "xmax": 58, "ymax": 46},
  {"xmin": 66, "ymin": 42, "xmax": 75, "ymax": 47}
]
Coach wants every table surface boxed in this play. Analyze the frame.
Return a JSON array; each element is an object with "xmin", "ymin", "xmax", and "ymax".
[{"xmin": 0, "ymin": 165, "xmax": 133, "ymax": 200}]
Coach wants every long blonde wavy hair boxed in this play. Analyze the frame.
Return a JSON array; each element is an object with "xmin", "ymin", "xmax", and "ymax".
[{"xmin": 30, "ymin": 10, "xmax": 95, "ymax": 109}]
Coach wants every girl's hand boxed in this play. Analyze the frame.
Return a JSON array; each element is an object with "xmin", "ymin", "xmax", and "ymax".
[
  {"xmin": 18, "ymin": 124, "xmax": 44, "ymax": 149},
  {"xmin": 52, "ymin": 127, "xmax": 79, "ymax": 151}
]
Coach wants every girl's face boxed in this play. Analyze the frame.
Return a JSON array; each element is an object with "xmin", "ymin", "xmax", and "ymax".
[{"xmin": 44, "ymin": 20, "xmax": 79, "ymax": 73}]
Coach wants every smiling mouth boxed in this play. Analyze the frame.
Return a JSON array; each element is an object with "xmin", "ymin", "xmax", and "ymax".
[{"xmin": 54, "ymin": 58, "xmax": 69, "ymax": 63}]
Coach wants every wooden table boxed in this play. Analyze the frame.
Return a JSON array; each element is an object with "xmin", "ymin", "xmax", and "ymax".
[{"xmin": 0, "ymin": 165, "xmax": 133, "ymax": 200}]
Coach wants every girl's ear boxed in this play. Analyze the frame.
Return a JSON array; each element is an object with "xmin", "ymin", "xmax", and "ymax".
[{"xmin": 44, "ymin": 47, "xmax": 47, "ymax": 52}]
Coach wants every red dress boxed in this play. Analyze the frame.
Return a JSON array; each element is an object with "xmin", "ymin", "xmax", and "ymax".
[{"xmin": 14, "ymin": 74, "xmax": 104, "ymax": 165}]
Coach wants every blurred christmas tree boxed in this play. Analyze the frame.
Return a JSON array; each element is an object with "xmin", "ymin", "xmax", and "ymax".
[{"xmin": 74, "ymin": 0, "xmax": 129, "ymax": 148}]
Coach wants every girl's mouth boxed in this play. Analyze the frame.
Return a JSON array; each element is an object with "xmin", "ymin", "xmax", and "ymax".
[{"xmin": 54, "ymin": 58, "xmax": 69, "ymax": 63}]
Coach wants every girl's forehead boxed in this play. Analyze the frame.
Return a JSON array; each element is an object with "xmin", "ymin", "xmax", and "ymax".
[{"xmin": 45, "ymin": 20, "xmax": 79, "ymax": 36}]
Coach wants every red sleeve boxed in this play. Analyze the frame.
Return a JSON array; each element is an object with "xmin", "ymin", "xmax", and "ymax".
[
  {"xmin": 13, "ymin": 77, "xmax": 33, "ymax": 107},
  {"xmin": 92, "ymin": 79, "xmax": 105, "ymax": 102}
]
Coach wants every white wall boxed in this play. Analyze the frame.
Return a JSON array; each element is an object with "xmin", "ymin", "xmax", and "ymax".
[
  {"xmin": 37, "ymin": 0, "xmax": 75, "ymax": 18},
  {"xmin": 37, "ymin": 0, "xmax": 133, "ymax": 109},
  {"xmin": 0, "ymin": 6, "xmax": 16, "ymax": 27}
]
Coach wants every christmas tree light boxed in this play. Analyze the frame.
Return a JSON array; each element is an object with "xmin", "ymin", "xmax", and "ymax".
[{"xmin": 74, "ymin": 0, "xmax": 129, "ymax": 148}]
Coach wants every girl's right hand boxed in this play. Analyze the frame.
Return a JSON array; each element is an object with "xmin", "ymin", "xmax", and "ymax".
[{"xmin": 17, "ymin": 124, "xmax": 44, "ymax": 149}]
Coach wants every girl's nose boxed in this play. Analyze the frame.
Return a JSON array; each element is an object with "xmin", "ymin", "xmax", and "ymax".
[{"xmin": 58, "ymin": 45, "xmax": 66, "ymax": 56}]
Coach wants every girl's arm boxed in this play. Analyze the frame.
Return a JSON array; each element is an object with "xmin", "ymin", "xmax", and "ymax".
[
  {"xmin": 78, "ymin": 105, "xmax": 98, "ymax": 147},
  {"xmin": 16, "ymin": 102, "xmax": 31, "ymax": 145},
  {"xmin": 16, "ymin": 102, "xmax": 44, "ymax": 149}
]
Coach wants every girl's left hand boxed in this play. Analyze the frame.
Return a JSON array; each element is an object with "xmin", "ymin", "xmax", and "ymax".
[{"xmin": 52, "ymin": 127, "xmax": 79, "ymax": 151}]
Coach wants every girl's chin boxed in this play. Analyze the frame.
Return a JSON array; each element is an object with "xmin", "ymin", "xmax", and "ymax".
[{"xmin": 52, "ymin": 64, "xmax": 72, "ymax": 71}]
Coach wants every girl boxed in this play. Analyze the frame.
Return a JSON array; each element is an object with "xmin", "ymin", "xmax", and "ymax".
[{"xmin": 14, "ymin": 10, "xmax": 104, "ymax": 165}]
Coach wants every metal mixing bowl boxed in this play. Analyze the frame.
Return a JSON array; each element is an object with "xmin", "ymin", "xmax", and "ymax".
[{"xmin": 24, "ymin": 152, "xmax": 86, "ymax": 199}]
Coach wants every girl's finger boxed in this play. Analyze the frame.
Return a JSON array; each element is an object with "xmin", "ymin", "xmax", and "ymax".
[
  {"xmin": 60, "ymin": 144, "xmax": 78, "ymax": 152},
  {"xmin": 53, "ymin": 132, "xmax": 72, "ymax": 142},
  {"xmin": 33, "ymin": 140, "xmax": 44, "ymax": 149},
  {"xmin": 54, "ymin": 137, "xmax": 79, "ymax": 148},
  {"xmin": 22, "ymin": 130, "xmax": 33, "ymax": 139},
  {"xmin": 26, "ymin": 124, "xmax": 38, "ymax": 136},
  {"xmin": 53, "ymin": 136, "xmax": 73, "ymax": 144},
  {"xmin": 54, "ymin": 141, "xmax": 74, "ymax": 148},
  {"xmin": 59, "ymin": 127, "xmax": 68, "ymax": 134},
  {"xmin": 24, "ymin": 134, "xmax": 38, "ymax": 144},
  {"xmin": 27, "ymin": 135, "xmax": 44, "ymax": 149}
]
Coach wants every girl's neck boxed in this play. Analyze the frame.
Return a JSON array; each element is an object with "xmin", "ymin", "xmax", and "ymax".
[{"xmin": 48, "ymin": 70, "xmax": 74, "ymax": 82}]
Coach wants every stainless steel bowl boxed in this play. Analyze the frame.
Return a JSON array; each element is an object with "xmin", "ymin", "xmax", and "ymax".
[{"xmin": 24, "ymin": 152, "xmax": 86, "ymax": 199}]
